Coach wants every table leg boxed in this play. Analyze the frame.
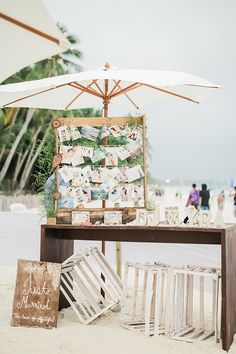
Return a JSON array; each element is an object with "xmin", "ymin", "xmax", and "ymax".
[
  {"xmin": 221, "ymin": 228, "xmax": 236, "ymax": 351},
  {"xmin": 40, "ymin": 226, "xmax": 74, "ymax": 310}
]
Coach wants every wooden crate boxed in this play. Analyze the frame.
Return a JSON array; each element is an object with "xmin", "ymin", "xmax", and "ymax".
[
  {"xmin": 169, "ymin": 265, "xmax": 221, "ymax": 343},
  {"xmin": 120, "ymin": 262, "xmax": 221, "ymax": 343},
  {"xmin": 120, "ymin": 262, "xmax": 170, "ymax": 337},
  {"xmin": 60, "ymin": 247, "xmax": 122, "ymax": 324}
]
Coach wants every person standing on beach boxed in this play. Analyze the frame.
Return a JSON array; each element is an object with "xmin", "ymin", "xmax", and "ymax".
[
  {"xmin": 229, "ymin": 186, "xmax": 236, "ymax": 217},
  {"xmin": 198, "ymin": 184, "xmax": 210, "ymax": 210},
  {"xmin": 217, "ymin": 191, "xmax": 225, "ymax": 211},
  {"xmin": 186, "ymin": 183, "xmax": 199, "ymax": 208}
]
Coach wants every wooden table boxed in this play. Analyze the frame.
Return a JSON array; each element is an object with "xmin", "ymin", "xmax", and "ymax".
[{"xmin": 40, "ymin": 224, "xmax": 236, "ymax": 351}]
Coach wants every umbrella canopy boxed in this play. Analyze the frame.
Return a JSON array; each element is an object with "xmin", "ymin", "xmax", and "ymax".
[
  {"xmin": 0, "ymin": 0, "xmax": 70, "ymax": 83},
  {"xmin": 0, "ymin": 63, "xmax": 220, "ymax": 111}
]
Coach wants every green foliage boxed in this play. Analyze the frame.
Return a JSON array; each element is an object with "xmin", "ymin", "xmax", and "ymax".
[
  {"xmin": 46, "ymin": 207, "xmax": 56, "ymax": 218},
  {"xmin": 32, "ymin": 107, "xmax": 102, "ymax": 193},
  {"xmin": 127, "ymin": 115, "xmax": 144, "ymax": 127},
  {"xmin": 0, "ymin": 25, "xmax": 85, "ymax": 193},
  {"xmin": 31, "ymin": 128, "xmax": 55, "ymax": 192},
  {"xmin": 44, "ymin": 178, "xmax": 56, "ymax": 216},
  {"xmin": 0, "ymin": 24, "xmax": 155, "ymax": 193}
]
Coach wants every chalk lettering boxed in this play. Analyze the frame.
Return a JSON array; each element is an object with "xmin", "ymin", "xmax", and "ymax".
[
  {"xmin": 13, "ymin": 313, "xmax": 20, "ymax": 319},
  {"xmin": 36, "ymin": 315, "xmax": 55, "ymax": 324},
  {"xmin": 16, "ymin": 295, "xmax": 51, "ymax": 310},
  {"xmin": 22, "ymin": 273, "xmax": 50, "ymax": 296}
]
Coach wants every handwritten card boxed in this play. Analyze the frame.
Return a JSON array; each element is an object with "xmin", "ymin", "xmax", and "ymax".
[
  {"xmin": 105, "ymin": 147, "xmax": 118, "ymax": 166},
  {"xmin": 69, "ymin": 126, "xmax": 81, "ymax": 140},
  {"xmin": 11, "ymin": 260, "xmax": 61, "ymax": 329},
  {"xmin": 104, "ymin": 211, "xmax": 122, "ymax": 225},
  {"xmin": 116, "ymin": 146, "xmax": 130, "ymax": 161},
  {"xmin": 90, "ymin": 148, "xmax": 105, "ymax": 163},
  {"xmin": 57, "ymin": 125, "xmax": 70, "ymax": 142},
  {"xmin": 72, "ymin": 211, "xmax": 90, "ymax": 225},
  {"xmin": 126, "ymin": 165, "xmax": 144, "ymax": 182}
]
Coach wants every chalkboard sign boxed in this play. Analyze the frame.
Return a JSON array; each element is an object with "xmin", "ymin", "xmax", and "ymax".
[{"xmin": 11, "ymin": 259, "xmax": 61, "ymax": 329}]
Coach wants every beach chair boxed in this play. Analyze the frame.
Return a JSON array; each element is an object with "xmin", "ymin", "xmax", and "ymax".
[{"xmin": 10, "ymin": 203, "xmax": 27, "ymax": 212}]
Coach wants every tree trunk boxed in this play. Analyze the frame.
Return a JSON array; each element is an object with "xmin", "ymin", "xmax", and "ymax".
[
  {"xmin": 12, "ymin": 148, "xmax": 30, "ymax": 188},
  {"xmin": 18, "ymin": 126, "xmax": 41, "ymax": 189},
  {"xmin": 18, "ymin": 124, "xmax": 51, "ymax": 192},
  {"xmin": 0, "ymin": 144, "xmax": 6, "ymax": 163},
  {"xmin": 12, "ymin": 152, "xmax": 22, "ymax": 187},
  {"xmin": 0, "ymin": 108, "xmax": 35, "ymax": 184},
  {"xmin": 10, "ymin": 108, "xmax": 20, "ymax": 126}
]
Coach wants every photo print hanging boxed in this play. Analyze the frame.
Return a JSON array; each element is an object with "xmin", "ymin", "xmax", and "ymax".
[{"xmin": 53, "ymin": 116, "xmax": 147, "ymax": 212}]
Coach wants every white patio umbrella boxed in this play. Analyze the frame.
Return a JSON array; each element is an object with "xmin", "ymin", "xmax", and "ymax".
[
  {"xmin": 0, "ymin": 63, "xmax": 220, "ymax": 115},
  {"xmin": 0, "ymin": 63, "xmax": 220, "ymax": 256},
  {"xmin": 0, "ymin": 0, "xmax": 70, "ymax": 83}
]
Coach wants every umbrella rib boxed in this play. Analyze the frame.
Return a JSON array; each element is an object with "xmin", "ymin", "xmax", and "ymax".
[
  {"xmin": 64, "ymin": 82, "xmax": 95, "ymax": 110},
  {"xmin": 70, "ymin": 82, "xmax": 103, "ymax": 98},
  {"xmin": 141, "ymin": 83, "xmax": 200, "ymax": 103},
  {"xmin": 92, "ymin": 80, "xmax": 104, "ymax": 96},
  {"xmin": 0, "ymin": 12, "xmax": 64, "ymax": 46},
  {"xmin": 121, "ymin": 91, "xmax": 139, "ymax": 110},
  {"xmin": 64, "ymin": 91, "xmax": 84, "ymax": 110},
  {"xmin": 111, "ymin": 80, "xmax": 139, "ymax": 109},
  {"xmin": 185, "ymin": 84, "xmax": 220, "ymax": 89},
  {"xmin": 110, "ymin": 83, "xmax": 142, "ymax": 98},
  {"xmin": 110, "ymin": 81, "xmax": 200, "ymax": 103},
  {"xmin": 108, "ymin": 80, "xmax": 121, "ymax": 96},
  {"xmin": 1, "ymin": 83, "xmax": 68, "ymax": 108}
]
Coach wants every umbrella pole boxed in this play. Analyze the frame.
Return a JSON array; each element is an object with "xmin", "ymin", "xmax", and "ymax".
[
  {"xmin": 102, "ymin": 80, "xmax": 109, "ymax": 255},
  {"xmin": 100, "ymin": 82, "xmax": 109, "ymax": 299},
  {"xmin": 102, "ymin": 80, "xmax": 122, "ymax": 278}
]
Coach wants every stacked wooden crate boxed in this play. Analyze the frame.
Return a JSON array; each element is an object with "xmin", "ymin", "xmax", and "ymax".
[
  {"xmin": 120, "ymin": 262, "xmax": 170, "ymax": 336},
  {"xmin": 120, "ymin": 262, "xmax": 221, "ymax": 343},
  {"xmin": 169, "ymin": 265, "xmax": 221, "ymax": 343}
]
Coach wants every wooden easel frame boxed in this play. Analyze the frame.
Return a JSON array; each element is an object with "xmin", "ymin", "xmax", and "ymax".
[{"xmin": 52, "ymin": 116, "xmax": 147, "ymax": 214}]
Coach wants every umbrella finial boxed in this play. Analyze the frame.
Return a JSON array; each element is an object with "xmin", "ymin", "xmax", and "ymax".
[{"xmin": 104, "ymin": 62, "xmax": 110, "ymax": 70}]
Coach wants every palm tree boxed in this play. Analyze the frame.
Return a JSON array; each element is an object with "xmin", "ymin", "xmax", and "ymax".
[{"xmin": 0, "ymin": 26, "xmax": 86, "ymax": 192}]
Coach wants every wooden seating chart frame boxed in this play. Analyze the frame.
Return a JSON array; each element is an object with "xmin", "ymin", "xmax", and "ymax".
[{"xmin": 52, "ymin": 116, "xmax": 147, "ymax": 217}]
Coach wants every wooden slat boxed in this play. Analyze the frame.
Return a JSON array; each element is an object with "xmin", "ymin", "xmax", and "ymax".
[
  {"xmin": 144, "ymin": 270, "xmax": 153, "ymax": 337},
  {"xmin": 95, "ymin": 248, "xmax": 123, "ymax": 289},
  {"xmin": 54, "ymin": 116, "xmax": 143, "ymax": 127},
  {"xmin": 70, "ymin": 269, "xmax": 101, "ymax": 314},
  {"xmin": 75, "ymin": 263, "xmax": 109, "ymax": 307},
  {"xmin": 60, "ymin": 248, "xmax": 123, "ymax": 325},
  {"xmin": 90, "ymin": 248, "xmax": 121, "ymax": 298},
  {"xmin": 141, "ymin": 265, "xmax": 148, "ymax": 317},
  {"xmin": 199, "ymin": 275, "xmax": 205, "ymax": 329},
  {"xmin": 60, "ymin": 277, "xmax": 86, "ymax": 323},
  {"xmin": 0, "ymin": 12, "xmax": 62, "ymax": 45},
  {"xmin": 154, "ymin": 270, "xmax": 161, "ymax": 336},
  {"xmin": 81, "ymin": 257, "xmax": 115, "ymax": 302},
  {"xmin": 60, "ymin": 285, "xmax": 85, "ymax": 323},
  {"xmin": 62, "ymin": 273, "xmax": 91, "ymax": 318},
  {"xmin": 132, "ymin": 265, "xmax": 140, "ymax": 319}
]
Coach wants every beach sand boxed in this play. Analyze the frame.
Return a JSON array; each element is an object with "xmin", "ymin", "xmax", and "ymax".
[
  {"xmin": 0, "ymin": 186, "xmax": 236, "ymax": 353},
  {"xmin": 1, "ymin": 265, "xmax": 236, "ymax": 354}
]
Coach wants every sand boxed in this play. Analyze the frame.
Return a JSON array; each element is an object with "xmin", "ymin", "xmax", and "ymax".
[
  {"xmin": 1, "ymin": 186, "xmax": 236, "ymax": 353},
  {"xmin": 1, "ymin": 265, "xmax": 236, "ymax": 354}
]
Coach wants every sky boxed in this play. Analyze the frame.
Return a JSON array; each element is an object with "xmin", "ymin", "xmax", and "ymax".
[{"xmin": 43, "ymin": 0, "xmax": 236, "ymax": 183}]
